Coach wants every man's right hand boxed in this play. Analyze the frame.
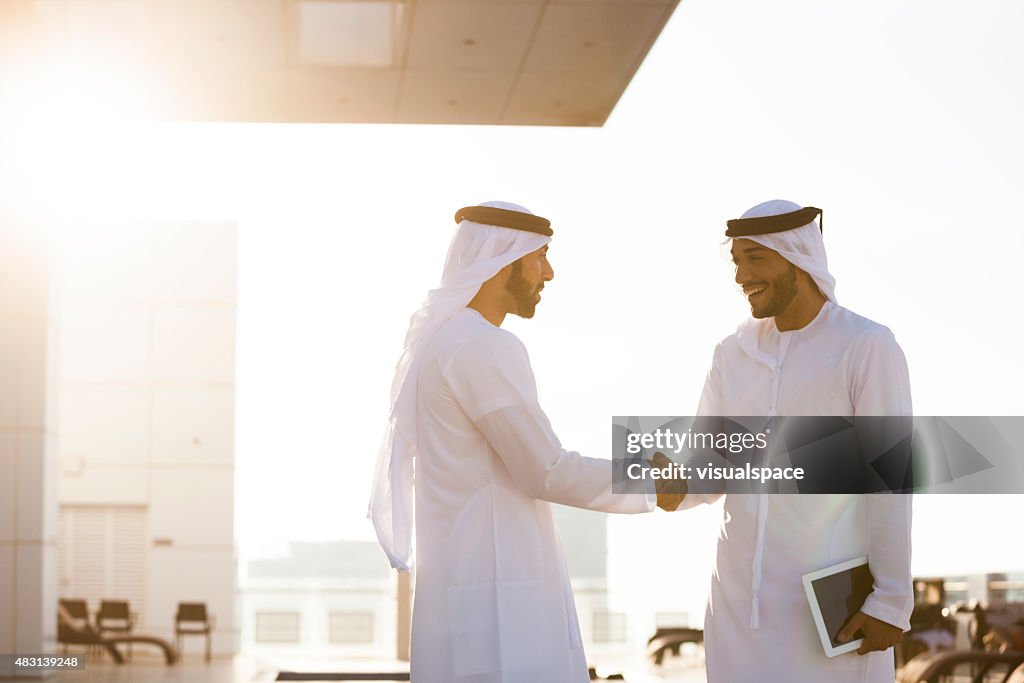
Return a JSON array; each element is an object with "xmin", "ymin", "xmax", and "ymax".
[{"xmin": 651, "ymin": 451, "xmax": 686, "ymax": 511}]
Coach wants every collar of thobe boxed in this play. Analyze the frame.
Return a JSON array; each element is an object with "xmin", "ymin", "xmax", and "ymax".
[{"xmin": 734, "ymin": 301, "xmax": 834, "ymax": 369}]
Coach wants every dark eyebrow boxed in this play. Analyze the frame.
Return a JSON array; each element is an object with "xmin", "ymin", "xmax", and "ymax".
[{"xmin": 732, "ymin": 246, "xmax": 767, "ymax": 258}]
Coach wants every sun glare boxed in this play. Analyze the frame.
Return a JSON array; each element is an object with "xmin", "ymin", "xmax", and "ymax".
[{"xmin": 2, "ymin": 49, "xmax": 164, "ymax": 226}]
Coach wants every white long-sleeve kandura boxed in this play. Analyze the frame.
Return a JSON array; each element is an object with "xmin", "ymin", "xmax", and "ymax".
[
  {"xmin": 680, "ymin": 301, "xmax": 914, "ymax": 683},
  {"xmin": 410, "ymin": 308, "xmax": 654, "ymax": 683}
]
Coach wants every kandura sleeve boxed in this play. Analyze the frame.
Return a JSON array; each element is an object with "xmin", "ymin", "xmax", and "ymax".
[
  {"xmin": 860, "ymin": 494, "xmax": 913, "ymax": 631},
  {"xmin": 446, "ymin": 335, "xmax": 654, "ymax": 514},
  {"xmin": 849, "ymin": 327, "xmax": 915, "ymax": 631},
  {"xmin": 477, "ymin": 406, "xmax": 654, "ymax": 513},
  {"xmin": 849, "ymin": 327, "xmax": 913, "ymax": 417}
]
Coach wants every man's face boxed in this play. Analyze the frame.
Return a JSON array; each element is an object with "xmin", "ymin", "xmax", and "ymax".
[
  {"xmin": 731, "ymin": 239, "xmax": 799, "ymax": 319},
  {"xmin": 505, "ymin": 244, "xmax": 554, "ymax": 318}
]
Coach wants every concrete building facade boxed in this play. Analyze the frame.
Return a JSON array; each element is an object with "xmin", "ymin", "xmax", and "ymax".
[{"xmin": 0, "ymin": 221, "xmax": 238, "ymax": 675}]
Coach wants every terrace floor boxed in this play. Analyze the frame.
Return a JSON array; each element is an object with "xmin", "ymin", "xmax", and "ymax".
[{"xmin": 44, "ymin": 650, "xmax": 708, "ymax": 683}]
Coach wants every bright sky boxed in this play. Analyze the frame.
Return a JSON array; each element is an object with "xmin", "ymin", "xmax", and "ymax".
[{"xmin": 3, "ymin": 0, "xmax": 1022, "ymax": 583}]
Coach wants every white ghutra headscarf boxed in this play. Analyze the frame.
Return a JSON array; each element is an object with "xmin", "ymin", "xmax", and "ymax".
[
  {"xmin": 728, "ymin": 199, "xmax": 838, "ymax": 368},
  {"xmin": 368, "ymin": 201, "xmax": 551, "ymax": 571},
  {"xmin": 731, "ymin": 199, "xmax": 837, "ymax": 304}
]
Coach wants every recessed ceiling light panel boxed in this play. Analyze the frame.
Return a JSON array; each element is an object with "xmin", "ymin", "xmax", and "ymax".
[{"xmin": 297, "ymin": 0, "xmax": 405, "ymax": 68}]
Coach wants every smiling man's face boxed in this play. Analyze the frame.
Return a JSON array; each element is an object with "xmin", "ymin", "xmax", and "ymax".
[{"xmin": 730, "ymin": 239, "xmax": 799, "ymax": 319}]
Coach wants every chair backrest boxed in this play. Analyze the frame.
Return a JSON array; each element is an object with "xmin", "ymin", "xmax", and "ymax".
[
  {"xmin": 1006, "ymin": 662, "xmax": 1024, "ymax": 683},
  {"xmin": 59, "ymin": 599, "xmax": 89, "ymax": 620},
  {"xmin": 176, "ymin": 602, "xmax": 208, "ymax": 623},
  {"xmin": 98, "ymin": 600, "xmax": 130, "ymax": 620}
]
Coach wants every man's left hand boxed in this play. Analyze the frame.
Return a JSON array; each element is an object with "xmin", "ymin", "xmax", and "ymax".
[{"xmin": 837, "ymin": 611, "xmax": 904, "ymax": 655}]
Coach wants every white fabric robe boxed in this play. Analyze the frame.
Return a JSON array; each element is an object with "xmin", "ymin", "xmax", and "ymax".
[
  {"xmin": 684, "ymin": 301, "xmax": 914, "ymax": 683},
  {"xmin": 411, "ymin": 308, "xmax": 654, "ymax": 683}
]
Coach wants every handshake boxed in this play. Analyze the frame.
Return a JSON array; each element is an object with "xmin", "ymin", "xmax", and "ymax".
[{"xmin": 650, "ymin": 452, "xmax": 686, "ymax": 511}]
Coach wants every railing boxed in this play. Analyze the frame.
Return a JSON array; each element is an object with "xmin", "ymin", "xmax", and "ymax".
[{"xmin": 898, "ymin": 650, "xmax": 1024, "ymax": 683}]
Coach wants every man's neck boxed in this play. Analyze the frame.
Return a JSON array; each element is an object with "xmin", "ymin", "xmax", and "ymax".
[
  {"xmin": 467, "ymin": 301, "xmax": 506, "ymax": 327},
  {"xmin": 774, "ymin": 292, "xmax": 827, "ymax": 332}
]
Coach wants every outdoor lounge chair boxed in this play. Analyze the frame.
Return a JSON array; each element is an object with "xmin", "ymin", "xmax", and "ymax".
[
  {"xmin": 646, "ymin": 626, "xmax": 704, "ymax": 665},
  {"xmin": 175, "ymin": 602, "xmax": 215, "ymax": 661},
  {"xmin": 57, "ymin": 603, "xmax": 179, "ymax": 665},
  {"xmin": 96, "ymin": 600, "xmax": 136, "ymax": 658},
  {"xmin": 898, "ymin": 650, "xmax": 1024, "ymax": 683},
  {"xmin": 58, "ymin": 599, "xmax": 94, "ymax": 656}
]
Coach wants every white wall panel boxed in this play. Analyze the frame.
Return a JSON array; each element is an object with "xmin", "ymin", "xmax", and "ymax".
[
  {"xmin": 15, "ymin": 544, "xmax": 43, "ymax": 652},
  {"xmin": 152, "ymin": 386, "xmax": 234, "ymax": 465},
  {"xmin": 0, "ymin": 544, "xmax": 14, "ymax": 652},
  {"xmin": 0, "ymin": 319, "xmax": 19, "ymax": 429},
  {"xmin": 0, "ymin": 433, "xmax": 15, "ymax": 543},
  {"xmin": 59, "ymin": 464, "xmax": 150, "ymax": 505},
  {"xmin": 59, "ymin": 385, "xmax": 150, "ymax": 463},
  {"xmin": 60, "ymin": 306, "xmax": 151, "ymax": 384},
  {"xmin": 152, "ymin": 308, "xmax": 235, "ymax": 384},
  {"xmin": 16, "ymin": 432, "xmax": 46, "ymax": 542},
  {"xmin": 54, "ymin": 229, "xmax": 152, "ymax": 305},
  {"xmin": 152, "ymin": 223, "xmax": 236, "ymax": 304},
  {"xmin": 149, "ymin": 467, "xmax": 234, "ymax": 547}
]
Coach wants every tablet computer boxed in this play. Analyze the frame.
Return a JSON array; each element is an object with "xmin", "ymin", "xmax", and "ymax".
[{"xmin": 802, "ymin": 555, "xmax": 873, "ymax": 657}]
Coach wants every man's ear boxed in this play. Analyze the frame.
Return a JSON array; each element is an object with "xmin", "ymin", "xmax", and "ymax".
[
  {"xmin": 796, "ymin": 268, "xmax": 825, "ymax": 298},
  {"xmin": 795, "ymin": 267, "xmax": 814, "ymax": 289},
  {"xmin": 494, "ymin": 262, "xmax": 514, "ymax": 280},
  {"xmin": 477, "ymin": 262, "xmax": 512, "ymax": 293}
]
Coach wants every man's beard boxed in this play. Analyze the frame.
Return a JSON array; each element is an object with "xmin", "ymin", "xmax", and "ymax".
[
  {"xmin": 505, "ymin": 261, "xmax": 540, "ymax": 318},
  {"xmin": 751, "ymin": 264, "xmax": 798, "ymax": 319}
]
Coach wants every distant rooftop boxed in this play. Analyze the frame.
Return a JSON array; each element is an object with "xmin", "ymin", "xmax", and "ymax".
[{"xmin": 248, "ymin": 541, "xmax": 392, "ymax": 581}]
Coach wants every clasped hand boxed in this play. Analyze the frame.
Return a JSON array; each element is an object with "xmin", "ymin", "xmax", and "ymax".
[
  {"xmin": 650, "ymin": 451, "xmax": 686, "ymax": 511},
  {"xmin": 837, "ymin": 611, "xmax": 904, "ymax": 655}
]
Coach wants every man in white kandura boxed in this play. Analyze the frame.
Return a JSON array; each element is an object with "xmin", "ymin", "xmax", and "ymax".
[
  {"xmin": 662, "ymin": 200, "xmax": 913, "ymax": 682},
  {"xmin": 369, "ymin": 201, "xmax": 665, "ymax": 683}
]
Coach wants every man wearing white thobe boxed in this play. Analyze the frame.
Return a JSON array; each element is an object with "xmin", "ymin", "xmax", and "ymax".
[
  {"xmin": 672, "ymin": 200, "xmax": 913, "ymax": 682},
  {"xmin": 369, "ymin": 202, "xmax": 660, "ymax": 683}
]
